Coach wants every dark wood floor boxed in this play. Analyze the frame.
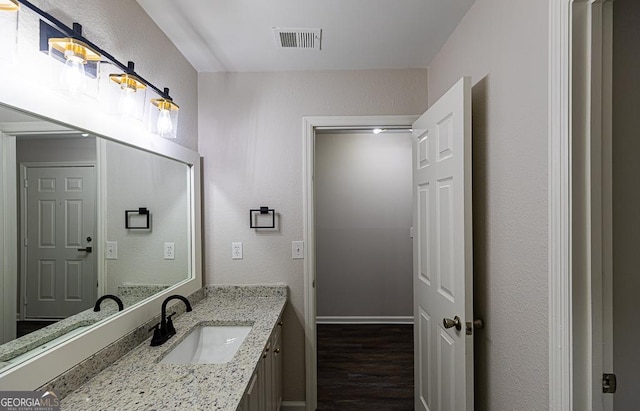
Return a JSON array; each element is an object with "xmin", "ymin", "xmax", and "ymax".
[
  {"xmin": 317, "ymin": 323, "xmax": 414, "ymax": 411},
  {"xmin": 16, "ymin": 320, "xmax": 57, "ymax": 337}
]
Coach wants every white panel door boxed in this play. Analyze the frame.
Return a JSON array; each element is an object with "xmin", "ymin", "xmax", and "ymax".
[
  {"xmin": 25, "ymin": 165, "xmax": 96, "ymax": 318},
  {"xmin": 413, "ymin": 77, "xmax": 473, "ymax": 411}
]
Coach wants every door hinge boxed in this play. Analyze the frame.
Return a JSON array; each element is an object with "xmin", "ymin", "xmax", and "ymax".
[
  {"xmin": 24, "ymin": 179, "xmax": 28, "ymax": 188},
  {"xmin": 24, "ymin": 238, "xmax": 28, "ymax": 246},
  {"xmin": 603, "ymin": 373, "xmax": 617, "ymax": 394}
]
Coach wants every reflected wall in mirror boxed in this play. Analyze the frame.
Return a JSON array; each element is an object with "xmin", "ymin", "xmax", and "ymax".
[
  {"xmin": 0, "ymin": 104, "xmax": 191, "ymax": 372},
  {"xmin": 103, "ymin": 139, "xmax": 190, "ymax": 295}
]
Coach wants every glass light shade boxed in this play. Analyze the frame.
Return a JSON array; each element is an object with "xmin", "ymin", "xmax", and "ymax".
[
  {"xmin": 62, "ymin": 53, "xmax": 86, "ymax": 95},
  {"xmin": 108, "ymin": 73, "xmax": 147, "ymax": 120},
  {"xmin": 0, "ymin": 0, "xmax": 19, "ymax": 63},
  {"xmin": 148, "ymin": 98, "xmax": 179, "ymax": 139},
  {"xmin": 48, "ymin": 38, "xmax": 100, "ymax": 97}
]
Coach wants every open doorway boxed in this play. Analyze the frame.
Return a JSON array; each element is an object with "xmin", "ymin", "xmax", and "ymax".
[
  {"xmin": 314, "ymin": 127, "xmax": 413, "ymax": 409},
  {"xmin": 302, "ymin": 115, "xmax": 418, "ymax": 410},
  {"xmin": 610, "ymin": 0, "xmax": 639, "ymax": 406}
]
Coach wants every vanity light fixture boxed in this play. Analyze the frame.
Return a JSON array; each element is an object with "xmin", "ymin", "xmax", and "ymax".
[
  {"xmin": 46, "ymin": 23, "xmax": 101, "ymax": 96},
  {"xmin": 109, "ymin": 61, "xmax": 146, "ymax": 117},
  {"xmin": 18, "ymin": 0, "xmax": 181, "ymax": 137},
  {"xmin": 149, "ymin": 88, "xmax": 179, "ymax": 139},
  {"xmin": 0, "ymin": 0, "xmax": 19, "ymax": 63}
]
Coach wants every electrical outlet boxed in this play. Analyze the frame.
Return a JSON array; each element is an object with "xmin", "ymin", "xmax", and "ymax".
[
  {"xmin": 232, "ymin": 242, "xmax": 243, "ymax": 259},
  {"xmin": 164, "ymin": 242, "xmax": 175, "ymax": 260},
  {"xmin": 292, "ymin": 241, "xmax": 304, "ymax": 259},
  {"xmin": 106, "ymin": 241, "xmax": 118, "ymax": 260}
]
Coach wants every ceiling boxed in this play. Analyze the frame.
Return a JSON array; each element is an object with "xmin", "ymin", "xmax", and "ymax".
[{"xmin": 136, "ymin": 0, "xmax": 475, "ymax": 73}]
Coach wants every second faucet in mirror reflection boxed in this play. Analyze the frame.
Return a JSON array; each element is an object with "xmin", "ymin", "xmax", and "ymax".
[{"xmin": 93, "ymin": 295, "xmax": 124, "ymax": 312}]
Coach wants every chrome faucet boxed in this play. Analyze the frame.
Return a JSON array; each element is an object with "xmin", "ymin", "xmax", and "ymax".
[
  {"xmin": 149, "ymin": 295, "xmax": 192, "ymax": 347},
  {"xmin": 93, "ymin": 294, "xmax": 124, "ymax": 312}
]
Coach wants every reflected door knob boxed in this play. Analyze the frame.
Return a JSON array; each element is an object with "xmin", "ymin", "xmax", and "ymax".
[{"xmin": 443, "ymin": 315, "xmax": 462, "ymax": 331}]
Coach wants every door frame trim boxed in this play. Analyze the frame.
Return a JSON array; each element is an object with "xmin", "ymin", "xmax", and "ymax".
[
  {"xmin": 302, "ymin": 115, "xmax": 418, "ymax": 411},
  {"xmin": 549, "ymin": 0, "xmax": 613, "ymax": 410},
  {"xmin": 548, "ymin": 1, "xmax": 572, "ymax": 408},
  {"xmin": 0, "ymin": 134, "xmax": 17, "ymax": 344}
]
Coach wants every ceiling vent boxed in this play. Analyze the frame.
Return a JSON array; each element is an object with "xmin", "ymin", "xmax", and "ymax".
[{"xmin": 273, "ymin": 28, "xmax": 322, "ymax": 50}]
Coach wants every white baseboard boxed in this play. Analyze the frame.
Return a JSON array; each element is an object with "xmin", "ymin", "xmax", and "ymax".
[
  {"xmin": 316, "ymin": 316, "xmax": 414, "ymax": 324},
  {"xmin": 281, "ymin": 400, "xmax": 306, "ymax": 411}
]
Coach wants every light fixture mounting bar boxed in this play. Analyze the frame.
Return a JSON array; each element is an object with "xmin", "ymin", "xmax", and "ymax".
[{"xmin": 16, "ymin": 0, "xmax": 172, "ymax": 100}]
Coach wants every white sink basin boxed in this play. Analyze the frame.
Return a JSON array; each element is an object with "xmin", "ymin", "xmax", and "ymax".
[{"xmin": 159, "ymin": 325, "xmax": 252, "ymax": 364}]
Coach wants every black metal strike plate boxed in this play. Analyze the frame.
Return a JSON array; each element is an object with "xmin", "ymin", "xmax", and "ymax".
[{"xmin": 603, "ymin": 373, "xmax": 617, "ymax": 394}]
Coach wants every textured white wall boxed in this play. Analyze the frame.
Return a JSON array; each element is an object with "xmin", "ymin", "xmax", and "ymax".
[
  {"xmin": 315, "ymin": 131, "xmax": 413, "ymax": 318},
  {"xmin": 10, "ymin": 0, "xmax": 198, "ymax": 151},
  {"xmin": 104, "ymin": 140, "xmax": 189, "ymax": 294},
  {"xmin": 612, "ymin": 0, "xmax": 640, "ymax": 407},
  {"xmin": 198, "ymin": 69, "xmax": 428, "ymax": 401},
  {"xmin": 427, "ymin": 0, "xmax": 549, "ymax": 409}
]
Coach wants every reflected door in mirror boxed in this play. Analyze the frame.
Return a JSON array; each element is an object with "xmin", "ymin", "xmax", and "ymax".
[{"xmin": 25, "ymin": 165, "xmax": 97, "ymax": 318}]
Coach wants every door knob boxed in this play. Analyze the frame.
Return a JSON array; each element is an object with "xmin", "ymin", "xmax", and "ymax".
[
  {"xmin": 77, "ymin": 246, "xmax": 92, "ymax": 253},
  {"xmin": 443, "ymin": 315, "xmax": 462, "ymax": 331}
]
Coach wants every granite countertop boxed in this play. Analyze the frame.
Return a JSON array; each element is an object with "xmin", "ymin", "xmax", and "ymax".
[{"xmin": 60, "ymin": 286, "xmax": 288, "ymax": 411}]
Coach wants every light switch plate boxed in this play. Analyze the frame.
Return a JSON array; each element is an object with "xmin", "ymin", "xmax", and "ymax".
[
  {"xmin": 292, "ymin": 241, "xmax": 304, "ymax": 259},
  {"xmin": 106, "ymin": 241, "xmax": 118, "ymax": 260}
]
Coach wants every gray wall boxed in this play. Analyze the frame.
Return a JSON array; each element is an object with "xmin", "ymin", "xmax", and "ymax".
[
  {"xmin": 613, "ymin": 0, "xmax": 640, "ymax": 407},
  {"xmin": 427, "ymin": 0, "xmax": 549, "ymax": 409},
  {"xmin": 315, "ymin": 132, "xmax": 413, "ymax": 319},
  {"xmin": 198, "ymin": 68, "xmax": 428, "ymax": 401}
]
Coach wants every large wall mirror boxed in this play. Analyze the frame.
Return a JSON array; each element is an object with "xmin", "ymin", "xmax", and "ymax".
[{"xmin": 0, "ymin": 102, "xmax": 200, "ymax": 387}]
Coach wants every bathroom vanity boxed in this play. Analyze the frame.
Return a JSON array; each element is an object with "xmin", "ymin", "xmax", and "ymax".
[{"xmin": 59, "ymin": 285, "xmax": 287, "ymax": 411}]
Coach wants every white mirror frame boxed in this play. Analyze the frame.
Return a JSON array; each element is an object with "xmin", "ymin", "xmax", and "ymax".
[{"xmin": 0, "ymin": 65, "xmax": 202, "ymax": 390}]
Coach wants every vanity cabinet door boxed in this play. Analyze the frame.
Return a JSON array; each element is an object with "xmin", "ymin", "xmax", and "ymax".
[
  {"xmin": 262, "ymin": 341, "xmax": 272, "ymax": 410},
  {"xmin": 270, "ymin": 322, "xmax": 282, "ymax": 411},
  {"xmin": 241, "ymin": 318, "xmax": 283, "ymax": 411},
  {"xmin": 243, "ymin": 371, "xmax": 260, "ymax": 411}
]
